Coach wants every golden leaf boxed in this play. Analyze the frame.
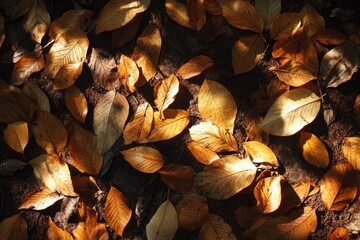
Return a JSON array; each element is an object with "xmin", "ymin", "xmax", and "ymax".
[
  {"xmin": 243, "ymin": 141, "xmax": 278, "ymax": 166},
  {"xmin": 255, "ymin": 0, "xmax": 281, "ymax": 29},
  {"xmin": 254, "ymin": 176, "xmax": 282, "ymax": 214},
  {"xmin": 0, "ymin": 13, "xmax": 4, "ymax": 48},
  {"xmin": 154, "ymin": 74, "xmax": 179, "ymax": 120},
  {"xmin": 342, "ymin": 137, "xmax": 360, "ymax": 190},
  {"xmin": 269, "ymin": 12, "xmax": 302, "ymax": 40},
  {"xmin": 19, "ymin": 187, "xmax": 63, "ymax": 210},
  {"xmin": 121, "ymin": 146, "xmax": 164, "ymax": 173},
  {"xmin": 327, "ymin": 227, "xmax": 350, "ymax": 240},
  {"xmin": 244, "ymin": 110, "xmax": 269, "ymax": 144},
  {"xmin": 23, "ymin": 0, "xmax": 50, "ymax": 43},
  {"xmin": 187, "ymin": 0, "xmax": 206, "ymax": 30},
  {"xmin": 53, "ymin": 62, "xmax": 83, "ymax": 90},
  {"xmin": 299, "ymin": 131, "xmax": 329, "ymax": 169},
  {"xmin": 48, "ymin": 217, "xmax": 73, "ymax": 240},
  {"xmin": 187, "ymin": 141, "xmax": 220, "ymax": 165},
  {"xmin": 22, "ymin": 82, "xmax": 50, "ymax": 112},
  {"xmin": 118, "ymin": 54, "xmax": 139, "ymax": 93},
  {"xmin": 3, "ymin": 121, "xmax": 28, "ymax": 154},
  {"xmin": 65, "ymin": 85, "xmax": 88, "ymax": 123},
  {"xmin": 158, "ymin": 164, "xmax": 195, "ymax": 193},
  {"xmin": 73, "ymin": 207, "xmax": 108, "ymax": 240},
  {"xmin": 106, "ymin": 186, "xmax": 132, "ymax": 237},
  {"xmin": 198, "ymin": 214, "xmax": 236, "ymax": 240},
  {"xmin": 300, "ymin": 4, "xmax": 325, "ymax": 37},
  {"xmin": 11, "ymin": 51, "xmax": 45, "ymax": 85},
  {"xmin": 165, "ymin": 0, "xmax": 193, "ymax": 29},
  {"xmin": 0, "ymin": 214, "xmax": 27, "ymax": 240},
  {"xmin": 177, "ymin": 55, "xmax": 213, "ymax": 80}
]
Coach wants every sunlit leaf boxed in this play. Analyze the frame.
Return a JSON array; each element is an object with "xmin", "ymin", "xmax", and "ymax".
[
  {"xmin": 121, "ymin": 146, "xmax": 164, "ymax": 173},
  {"xmin": 22, "ymin": 82, "xmax": 50, "ymax": 112},
  {"xmin": 300, "ymin": 4, "xmax": 325, "ymax": 37},
  {"xmin": 299, "ymin": 131, "xmax": 329, "ymax": 169},
  {"xmin": 165, "ymin": 0, "xmax": 193, "ymax": 29},
  {"xmin": 3, "ymin": 121, "xmax": 28, "ymax": 154},
  {"xmin": 48, "ymin": 217, "xmax": 73, "ymax": 240},
  {"xmin": 53, "ymin": 62, "xmax": 83, "ymax": 90},
  {"xmin": 198, "ymin": 214, "xmax": 236, "ymax": 240},
  {"xmin": 23, "ymin": 0, "xmax": 50, "ymax": 43},
  {"xmin": 19, "ymin": 187, "xmax": 63, "ymax": 210},
  {"xmin": 243, "ymin": 141, "xmax": 278, "ymax": 166},
  {"xmin": 0, "ymin": 214, "xmax": 27, "ymax": 240},
  {"xmin": 342, "ymin": 137, "xmax": 360, "ymax": 189},
  {"xmin": 73, "ymin": 207, "xmax": 108, "ymax": 240},
  {"xmin": 244, "ymin": 110, "xmax": 269, "ymax": 144},
  {"xmin": 0, "ymin": 158, "xmax": 27, "ymax": 176},
  {"xmin": 65, "ymin": 85, "xmax": 88, "ymax": 123},
  {"xmin": 187, "ymin": 141, "xmax": 220, "ymax": 165},
  {"xmin": 270, "ymin": 12, "xmax": 302, "ymax": 40},
  {"xmin": 154, "ymin": 74, "xmax": 179, "ymax": 120},
  {"xmin": 255, "ymin": 176, "xmax": 282, "ymax": 214},
  {"xmin": 187, "ymin": 0, "xmax": 206, "ymax": 30},
  {"xmin": 118, "ymin": 54, "xmax": 139, "ymax": 93},
  {"xmin": 177, "ymin": 55, "xmax": 213, "ymax": 80},
  {"xmin": 194, "ymin": 155, "xmax": 256, "ymax": 199},
  {"xmin": 255, "ymin": 0, "xmax": 281, "ymax": 29},
  {"xmin": 158, "ymin": 164, "xmax": 195, "ymax": 193},
  {"xmin": 146, "ymin": 200, "xmax": 178, "ymax": 240},
  {"xmin": 11, "ymin": 51, "xmax": 45, "ymax": 85},
  {"xmin": 0, "ymin": 13, "xmax": 4, "ymax": 48},
  {"xmin": 327, "ymin": 227, "xmax": 350, "ymax": 240},
  {"xmin": 312, "ymin": 28, "xmax": 347, "ymax": 46},
  {"xmin": 258, "ymin": 88, "xmax": 321, "ymax": 136}
]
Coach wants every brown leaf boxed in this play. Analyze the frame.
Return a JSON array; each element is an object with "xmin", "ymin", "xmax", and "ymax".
[
  {"xmin": 11, "ymin": 51, "xmax": 45, "ymax": 85},
  {"xmin": 300, "ymin": 4, "xmax": 325, "ymax": 37},
  {"xmin": 234, "ymin": 205, "xmax": 262, "ymax": 229},
  {"xmin": 158, "ymin": 164, "xmax": 195, "ymax": 193},
  {"xmin": 32, "ymin": 110, "xmax": 67, "ymax": 154},
  {"xmin": 0, "ymin": 158, "xmax": 27, "ymax": 176},
  {"xmin": 199, "ymin": 15, "xmax": 226, "ymax": 43},
  {"xmin": 320, "ymin": 162, "xmax": 357, "ymax": 210},
  {"xmin": 121, "ymin": 146, "xmax": 164, "ymax": 173},
  {"xmin": 112, "ymin": 14, "xmax": 142, "ymax": 48},
  {"xmin": 354, "ymin": 94, "xmax": 360, "ymax": 128},
  {"xmin": 73, "ymin": 207, "xmax": 108, "ymax": 240},
  {"xmin": 269, "ymin": 12, "xmax": 302, "ymax": 40},
  {"xmin": 4, "ymin": 121, "xmax": 28, "ymax": 154},
  {"xmin": 0, "ymin": 0, "xmax": 33, "ymax": 21},
  {"xmin": 88, "ymin": 48, "xmax": 119, "ymax": 90},
  {"xmin": 240, "ymin": 169, "xmax": 272, "ymax": 195},
  {"xmin": 48, "ymin": 217, "xmax": 73, "ymax": 240},
  {"xmin": 0, "ymin": 13, "xmax": 4, "ymax": 48},
  {"xmin": 23, "ymin": 0, "xmax": 50, "ymax": 43},
  {"xmin": 254, "ymin": 176, "xmax": 282, "ymax": 214},
  {"xmin": 22, "ymin": 82, "xmax": 50, "ymax": 112},
  {"xmin": 312, "ymin": 28, "xmax": 347, "ymax": 46},
  {"xmin": 53, "ymin": 62, "xmax": 83, "ymax": 90},
  {"xmin": 165, "ymin": 0, "xmax": 193, "ymax": 29},
  {"xmin": 203, "ymin": 0, "xmax": 222, "ymax": 15},
  {"xmin": 72, "ymin": 175, "xmax": 99, "ymax": 205},
  {"xmin": 0, "ymin": 214, "xmax": 27, "ymax": 240},
  {"xmin": 154, "ymin": 74, "xmax": 179, "ymax": 120},
  {"xmin": 255, "ymin": 0, "xmax": 281, "ymax": 29},
  {"xmin": 177, "ymin": 55, "xmax": 213, "ymax": 80},
  {"xmin": 118, "ymin": 54, "xmax": 139, "ymax": 93},
  {"xmin": 244, "ymin": 110, "xmax": 269, "ymax": 144},
  {"xmin": 187, "ymin": 0, "xmax": 206, "ymax": 30},
  {"xmin": 187, "ymin": 141, "xmax": 220, "ymax": 165},
  {"xmin": 65, "ymin": 85, "xmax": 88, "ymax": 123},
  {"xmin": 299, "ymin": 131, "xmax": 329, "ymax": 168},
  {"xmin": 106, "ymin": 186, "xmax": 132, "ymax": 237},
  {"xmin": 342, "ymin": 137, "xmax": 360, "ymax": 190},
  {"xmin": 327, "ymin": 227, "xmax": 349, "ymax": 240},
  {"xmin": 198, "ymin": 214, "xmax": 236, "ymax": 240},
  {"xmin": 19, "ymin": 187, "xmax": 64, "ymax": 210},
  {"xmin": 243, "ymin": 141, "xmax": 278, "ymax": 166}
]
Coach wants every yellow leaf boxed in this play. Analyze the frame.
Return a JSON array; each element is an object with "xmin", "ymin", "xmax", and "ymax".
[
  {"xmin": 244, "ymin": 110, "xmax": 269, "ymax": 144},
  {"xmin": 0, "ymin": 13, "xmax": 4, "ymax": 48},
  {"xmin": 3, "ymin": 121, "xmax": 28, "ymax": 154},
  {"xmin": 177, "ymin": 55, "xmax": 213, "ymax": 80},
  {"xmin": 19, "ymin": 187, "xmax": 64, "ymax": 210},
  {"xmin": 165, "ymin": 0, "xmax": 193, "ymax": 30},
  {"xmin": 232, "ymin": 34, "xmax": 265, "ymax": 74},
  {"xmin": 65, "ymin": 85, "xmax": 88, "ymax": 123},
  {"xmin": 121, "ymin": 146, "xmax": 164, "ymax": 173},
  {"xmin": 158, "ymin": 164, "xmax": 195, "ymax": 193},
  {"xmin": 96, "ymin": 0, "xmax": 150, "ymax": 34},
  {"xmin": 73, "ymin": 207, "xmax": 108, "ymax": 240},
  {"xmin": 145, "ymin": 109, "xmax": 190, "ymax": 143},
  {"xmin": 320, "ymin": 162, "xmax": 357, "ymax": 210},
  {"xmin": 22, "ymin": 82, "xmax": 50, "ymax": 112},
  {"xmin": 258, "ymin": 88, "xmax": 321, "ymax": 136},
  {"xmin": 218, "ymin": 0, "xmax": 264, "ymax": 33},
  {"xmin": 154, "ymin": 74, "xmax": 179, "ymax": 120},
  {"xmin": 23, "ymin": 0, "xmax": 50, "ymax": 43},
  {"xmin": 106, "ymin": 186, "xmax": 132, "ymax": 237},
  {"xmin": 194, "ymin": 155, "xmax": 257, "ymax": 199},
  {"xmin": 189, "ymin": 121, "xmax": 238, "ymax": 153},
  {"xmin": 32, "ymin": 110, "xmax": 67, "ymax": 154},
  {"xmin": 198, "ymin": 214, "xmax": 236, "ymax": 240},
  {"xmin": 198, "ymin": 79, "xmax": 237, "ymax": 132},
  {"xmin": 29, "ymin": 154, "xmax": 77, "ymax": 196},
  {"xmin": 299, "ymin": 131, "xmax": 329, "ymax": 169},
  {"xmin": 254, "ymin": 176, "xmax": 282, "ymax": 214},
  {"xmin": 146, "ymin": 200, "xmax": 178, "ymax": 240},
  {"xmin": 327, "ymin": 227, "xmax": 350, "ymax": 240},
  {"xmin": 300, "ymin": 4, "xmax": 325, "ymax": 37},
  {"xmin": 342, "ymin": 137, "xmax": 360, "ymax": 190},
  {"xmin": 48, "ymin": 217, "xmax": 73, "ymax": 240},
  {"xmin": 187, "ymin": 141, "xmax": 220, "ymax": 165},
  {"xmin": 53, "ymin": 62, "xmax": 83, "ymax": 90},
  {"xmin": 93, "ymin": 90, "xmax": 129, "ymax": 154},
  {"xmin": 0, "ymin": 214, "xmax": 27, "ymax": 240},
  {"xmin": 118, "ymin": 54, "xmax": 139, "ymax": 93},
  {"xmin": 123, "ymin": 102, "xmax": 153, "ymax": 144},
  {"xmin": 11, "ymin": 51, "xmax": 45, "ymax": 85},
  {"xmin": 243, "ymin": 141, "xmax": 278, "ymax": 166},
  {"xmin": 255, "ymin": 0, "xmax": 281, "ymax": 29},
  {"xmin": 44, "ymin": 30, "xmax": 88, "ymax": 78},
  {"xmin": 270, "ymin": 12, "xmax": 302, "ymax": 40}
]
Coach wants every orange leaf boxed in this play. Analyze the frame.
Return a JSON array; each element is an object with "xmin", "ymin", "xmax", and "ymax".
[
  {"xmin": 187, "ymin": 0, "xmax": 206, "ymax": 30},
  {"xmin": 121, "ymin": 146, "xmax": 164, "ymax": 173},
  {"xmin": 327, "ymin": 227, "xmax": 349, "ymax": 240},
  {"xmin": 243, "ymin": 141, "xmax": 278, "ymax": 166},
  {"xmin": 254, "ymin": 176, "xmax": 282, "ymax": 214},
  {"xmin": 65, "ymin": 85, "xmax": 88, "ymax": 123},
  {"xmin": 23, "ymin": 0, "xmax": 50, "ymax": 43},
  {"xmin": 47, "ymin": 217, "xmax": 73, "ymax": 240},
  {"xmin": 187, "ymin": 141, "xmax": 220, "ymax": 165},
  {"xmin": 3, "ymin": 121, "xmax": 28, "ymax": 154},
  {"xmin": 118, "ymin": 54, "xmax": 139, "ymax": 93},
  {"xmin": 0, "ymin": 214, "xmax": 27, "ymax": 240},
  {"xmin": 299, "ymin": 131, "xmax": 329, "ymax": 169},
  {"xmin": 19, "ymin": 187, "xmax": 64, "ymax": 210},
  {"xmin": 158, "ymin": 164, "xmax": 195, "ymax": 193},
  {"xmin": 342, "ymin": 137, "xmax": 360, "ymax": 190},
  {"xmin": 11, "ymin": 51, "xmax": 45, "ymax": 86},
  {"xmin": 73, "ymin": 207, "xmax": 108, "ymax": 240},
  {"xmin": 165, "ymin": 0, "xmax": 193, "ymax": 29},
  {"xmin": 300, "ymin": 4, "xmax": 325, "ymax": 37},
  {"xmin": 269, "ymin": 12, "xmax": 302, "ymax": 40},
  {"xmin": 243, "ymin": 110, "xmax": 269, "ymax": 144},
  {"xmin": 177, "ymin": 55, "xmax": 213, "ymax": 80},
  {"xmin": 154, "ymin": 74, "xmax": 179, "ymax": 120},
  {"xmin": 199, "ymin": 214, "xmax": 236, "ymax": 239},
  {"xmin": 312, "ymin": 28, "xmax": 347, "ymax": 45},
  {"xmin": 54, "ymin": 62, "xmax": 83, "ymax": 90}
]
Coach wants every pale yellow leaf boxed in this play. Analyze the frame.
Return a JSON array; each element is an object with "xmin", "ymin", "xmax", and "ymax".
[
  {"xmin": 299, "ymin": 131, "xmax": 329, "ymax": 169},
  {"xmin": 4, "ymin": 121, "xmax": 28, "ymax": 154},
  {"xmin": 121, "ymin": 146, "xmax": 164, "ymax": 173},
  {"xmin": 65, "ymin": 85, "xmax": 88, "ymax": 123},
  {"xmin": 22, "ymin": 82, "xmax": 50, "ymax": 112},
  {"xmin": 243, "ymin": 141, "xmax": 278, "ymax": 166},
  {"xmin": 254, "ymin": 176, "xmax": 282, "ymax": 214},
  {"xmin": 48, "ymin": 217, "xmax": 73, "ymax": 240},
  {"xmin": 187, "ymin": 141, "xmax": 220, "ymax": 165},
  {"xmin": 118, "ymin": 54, "xmax": 139, "ymax": 93},
  {"xmin": 177, "ymin": 55, "xmax": 213, "ymax": 79},
  {"xmin": 154, "ymin": 74, "xmax": 179, "ymax": 120},
  {"xmin": 53, "ymin": 62, "xmax": 83, "ymax": 90},
  {"xmin": 255, "ymin": 0, "xmax": 281, "ymax": 29},
  {"xmin": 165, "ymin": 0, "xmax": 193, "ymax": 29},
  {"xmin": 19, "ymin": 187, "xmax": 64, "ymax": 210},
  {"xmin": 0, "ymin": 214, "xmax": 27, "ymax": 240},
  {"xmin": 300, "ymin": 4, "xmax": 325, "ymax": 37},
  {"xmin": 158, "ymin": 164, "xmax": 195, "ymax": 193},
  {"xmin": 270, "ymin": 12, "xmax": 302, "ymax": 40},
  {"xmin": 11, "ymin": 51, "xmax": 45, "ymax": 85},
  {"xmin": 23, "ymin": 0, "xmax": 50, "ymax": 43},
  {"xmin": 244, "ymin": 110, "xmax": 269, "ymax": 144},
  {"xmin": 198, "ymin": 214, "xmax": 236, "ymax": 240}
]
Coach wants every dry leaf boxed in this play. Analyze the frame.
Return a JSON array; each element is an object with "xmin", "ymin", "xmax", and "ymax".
[
  {"xmin": 240, "ymin": 169, "xmax": 272, "ymax": 195},
  {"xmin": 11, "ymin": 51, "xmax": 45, "ymax": 85},
  {"xmin": 255, "ymin": 0, "xmax": 281, "ymax": 29},
  {"xmin": 198, "ymin": 214, "xmax": 236, "ymax": 240},
  {"xmin": 187, "ymin": 141, "xmax": 220, "ymax": 165},
  {"xmin": 342, "ymin": 137, "xmax": 360, "ymax": 190},
  {"xmin": 93, "ymin": 90, "xmax": 129, "ymax": 154},
  {"xmin": 3, "ymin": 121, "xmax": 28, "ymax": 154},
  {"xmin": 0, "ymin": 158, "xmax": 27, "ymax": 176},
  {"xmin": 95, "ymin": 0, "xmax": 150, "ymax": 33},
  {"xmin": 73, "ymin": 207, "xmax": 108, "ymax": 240},
  {"xmin": 199, "ymin": 15, "xmax": 226, "ymax": 43},
  {"xmin": 258, "ymin": 88, "xmax": 321, "ymax": 136},
  {"xmin": 72, "ymin": 175, "xmax": 99, "ymax": 205},
  {"xmin": 194, "ymin": 155, "xmax": 257, "ymax": 199},
  {"xmin": 254, "ymin": 176, "xmax": 282, "ymax": 214},
  {"xmin": 219, "ymin": 0, "xmax": 264, "ymax": 33},
  {"xmin": 203, "ymin": 0, "xmax": 222, "ymax": 15},
  {"xmin": 118, "ymin": 54, "xmax": 139, "ymax": 93},
  {"xmin": 176, "ymin": 193, "xmax": 209, "ymax": 231},
  {"xmin": 0, "ymin": 13, "xmax": 4, "ymax": 48},
  {"xmin": 29, "ymin": 154, "xmax": 77, "ymax": 196},
  {"xmin": 309, "ymin": 182, "xmax": 320, "ymax": 196},
  {"xmin": 300, "ymin": 4, "xmax": 325, "ymax": 37},
  {"xmin": 312, "ymin": 28, "xmax": 347, "ymax": 46},
  {"xmin": 165, "ymin": 0, "xmax": 193, "ymax": 29},
  {"xmin": 154, "ymin": 74, "xmax": 179, "ymax": 120},
  {"xmin": 187, "ymin": 0, "xmax": 206, "ymax": 30},
  {"xmin": 0, "ymin": 1, "xmax": 33, "ymax": 20},
  {"xmin": 0, "ymin": 214, "xmax": 27, "ymax": 240},
  {"xmin": 243, "ymin": 141, "xmax": 278, "ymax": 166},
  {"xmin": 232, "ymin": 34, "xmax": 265, "ymax": 74},
  {"xmin": 23, "ymin": 0, "xmax": 50, "ymax": 43},
  {"xmin": 244, "ymin": 110, "xmax": 269, "ymax": 144},
  {"xmin": 123, "ymin": 102, "xmax": 153, "ymax": 144},
  {"xmin": 22, "ymin": 82, "xmax": 50, "ymax": 112},
  {"xmin": 112, "ymin": 14, "xmax": 142, "ymax": 48},
  {"xmin": 158, "ymin": 164, "xmax": 195, "ymax": 193},
  {"xmin": 106, "ymin": 186, "xmax": 132, "ymax": 237},
  {"xmin": 146, "ymin": 200, "xmax": 178, "ymax": 240},
  {"xmin": 299, "ymin": 131, "xmax": 329, "ymax": 169},
  {"xmin": 88, "ymin": 48, "xmax": 119, "ymax": 90},
  {"xmin": 19, "ymin": 187, "xmax": 63, "ymax": 210},
  {"xmin": 269, "ymin": 12, "xmax": 302, "ymax": 40},
  {"xmin": 121, "ymin": 146, "xmax": 164, "ymax": 173},
  {"xmin": 65, "ymin": 85, "xmax": 88, "ymax": 123},
  {"xmin": 189, "ymin": 121, "xmax": 238, "ymax": 153},
  {"xmin": 48, "ymin": 217, "xmax": 73, "ymax": 240},
  {"xmin": 145, "ymin": 109, "xmax": 190, "ymax": 143},
  {"xmin": 320, "ymin": 162, "xmax": 357, "ymax": 211},
  {"xmin": 271, "ymin": 180, "xmax": 302, "ymax": 216},
  {"xmin": 293, "ymin": 181, "xmax": 311, "ymax": 203},
  {"xmin": 177, "ymin": 55, "xmax": 213, "ymax": 79},
  {"xmin": 198, "ymin": 79, "xmax": 237, "ymax": 132},
  {"xmin": 327, "ymin": 227, "xmax": 349, "ymax": 240},
  {"xmin": 53, "ymin": 62, "xmax": 83, "ymax": 90},
  {"xmin": 354, "ymin": 95, "xmax": 360, "ymax": 127},
  {"xmin": 132, "ymin": 23, "xmax": 161, "ymax": 82}
]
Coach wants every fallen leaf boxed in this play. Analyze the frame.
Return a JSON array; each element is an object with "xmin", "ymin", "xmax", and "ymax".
[
  {"xmin": 48, "ymin": 217, "xmax": 73, "ymax": 240},
  {"xmin": 187, "ymin": 0, "xmax": 206, "ymax": 30},
  {"xmin": 234, "ymin": 205, "xmax": 262, "ymax": 229},
  {"xmin": 121, "ymin": 146, "xmax": 164, "ymax": 173},
  {"xmin": 354, "ymin": 94, "xmax": 360, "ymax": 127},
  {"xmin": 3, "ymin": 121, "xmax": 28, "ymax": 154},
  {"xmin": 244, "ymin": 110, "xmax": 269, "ymax": 144},
  {"xmin": 269, "ymin": 12, "xmax": 302, "ymax": 40},
  {"xmin": 65, "ymin": 85, "xmax": 88, "ymax": 123},
  {"xmin": 154, "ymin": 74, "xmax": 179, "ymax": 120},
  {"xmin": 309, "ymin": 182, "xmax": 320, "ymax": 196},
  {"xmin": 258, "ymin": 88, "xmax": 321, "ymax": 136},
  {"xmin": 112, "ymin": 14, "xmax": 142, "ymax": 48},
  {"xmin": 299, "ymin": 131, "xmax": 329, "ymax": 169},
  {"xmin": 176, "ymin": 193, "xmax": 209, "ymax": 231},
  {"xmin": 145, "ymin": 109, "xmax": 190, "ymax": 143},
  {"xmin": 312, "ymin": 28, "xmax": 347, "ymax": 46},
  {"xmin": 177, "ymin": 55, "xmax": 213, "ymax": 80},
  {"xmin": 0, "ymin": 158, "xmax": 27, "ymax": 176},
  {"xmin": 53, "ymin": 62, "xmax": 83, "ymax": 90},
  {"xmin": 32, "ymin": 110, "xmax": 67, "ymax": 154},
  {"xmin": 123, "ymin": 102, "xmax": 153, "ymax": 144},
  {"xmin": 106, "ymin": 186, "xmax": 132, "ymax": 237},
  {"xmin": 218, "ymin": 0, "xmax": 264, "ymax": 33},
  {"xmin": 327, "ymin": 227, "xmax": 349, "ymax": 240},
  {"xmin": 95, "ymin": 0, "xmax": 150, "ymax": 33},
  {"xmin": 118, "ymin": 54, "xmax": 139, "ymax": 93},
  {"xmin": 320, "ymin": 162, "xmax": 357, "ymax": 210},
  {"xmin": 203, "ymin": 0, "xmax": 222, "ymax": 15},
  {"xmin": 93, "ymin": 90, "xmax": 129, "ymax": 154},
  {"xmin": 158, "ymin": 164, "xmax": 195, "ymax": 193},
  {"xmin": 0, "ymin": 0, "xmax": 33, "ymax": 21},
  {"xmin": 72, "ymin": 175, "xmax": 99, "ymax": 205},
  {"xmin": 73, "ymin": 207, "xmax": 108, "ymax": 240},
  {"xmin": 187, "ymin": 141, "xmax": 220, "ymax": 165},
  {"xmin": 243, "ymin": 141, "xmax": 278, "ymax": 166},
  {"xmin": 199, "ymin": 15, "xmax": 226, "ymax": 43},
  {"xmin": 194, "ymin": 155, "xmax": 257, "ymax": 199},
  {"xmin": 19, "ymin": 187, "xmax": 64, "ymax": 210},
  {"xmin": 189, "ymin": 121, "xmax": 238, "ymax": 153},
  {"xmin": 255, "ymin": 0, "xmax": 281, "ymax": 29},
  {"xmin": 342, "ymin": 137, "xmax": 360, "ymax": 189},
  {"xmin": 165, "ymin": 0, "xmax": 193, "ymax": 29},
  {"xmin": 198, "ymin": 79, "xmax": 237, "ymax": 132},
  {"xmin": 0, "ymin": 13, "xmax": 4, "ymax": 48},
  {"xmin": 271, "ymin": 180, "xmax": 303, "ymax": 216},
  {"xmin": 29, "ymin": 154, "xmax": 77, "ymax": 196},
  {"xmin": 23, "ymin": 0, "xmax": 50, "ymax": 43},
  {"xmin": 240, "ymin": 169, "xmax": 272, "ymax": 195},
  {"xmin": 22, "ymin": 82, "xmax": 50, "ymax": 112},
  {"xmin": 293, "ymin": 181, "xmax": 311, "ymax": 203},
  {"xmin": 146, "ymin": 200, "xmax": 178, "ymax": 240},
  {"xmin": 0, "ymin": 214, "xmax": 27, "ymax": 240},
  {"xmin": 232, "ymin": 34, "xmax": 265, "ymax": 74},
  {"xmin": 11, "ymin": 51, "xmax": 45, "ymax": 85},
  {"xmin": 198, "ymin": 214, "xmax": 236, "ymax": 240},
  {"xmin": 300, "ymin": 4, "xmax": 325, "ymax": 37},
  {"xmin": 254, "ymin": 176, "xmax": 282, "ymax": 214}
]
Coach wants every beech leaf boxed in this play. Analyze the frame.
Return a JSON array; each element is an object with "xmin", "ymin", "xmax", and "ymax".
[
  {"xmin": 243, "ymin": 141, "xmax": 278, "ymax": 166},
  {"xmin": 19, "ymin": 187, "xmax": 64, "ymax": 210},
  {"xmin": 198, "ymin": 214, "xmax": 236, "ymax": 240},
  {"xmin": 300, "ymin": 4, "xmax": 325, "ymax": 37},
  {"xmin": 53, "ymin": 62, "xmax": 83, "ymax": 90},
  {"xmin": 4, "ymin": 121, "xmax": 28, "ymax": 154},
  {"xmin": 118, "ymin": 54, "xmax": 139, "ymax": 93},
  {"xmin": 187, "ymin": 141, "xmax": 220, "ymax": 165},
  {"xmin": 65, "ymin": 85, "xmax": 88, "ymax": 123},
  {"xmin": 254, "ymin": 176, "xmax": 282, "ymax": 214},
  {"xmin": 255, "ymin": 0, "xmax": 281, "ymax": 29},
  {"xmin": 121, "ymin": 146, "xmax": 164, "ymax": 173},
  {"xmin": 165, "ymin": 0, "xmax": 193, "ymax": 30},
  {"xmin": 244, "ymin": 110, "xmax": 269, "ymax": 144},
  {"xmin": 354, "ymin": 94, "xmax": 360, "ymax": 127},
  {"xmin": 270, "ymin": 12, "xmax": 302, "ymax": 40},
  {"xmin": 312, "ymin": 28, "xmax": 347, "ymax": 46},
  {"xmin": 23, "ymin": 0, "xmax": 50, "ymax": 43},
  {"xmin": 22, "ymin": 83, "xmax": 50, "ymax": 112},
  {"xmin": 327, "ymin": 227, "xmax": 350, "ymax": 240},
  {"xmin": 342, "ymin": 137, "xmax": 360, "ymax": 189},
  {"xmin": 177, "ymin": 55, "xmax": 213, "ymax": 80},
  {"xmin": 0, "ymin": 214, "xmax": 27, "ymax": 240},
  {"xmin": 48, "ymin": 217, "xmax": 73, "ymax": 240},
  {"xmin": 0, "ymin": 13, "xmax": 4, "ymax": 48},
  {"xmin": 73, "ymin": 207, "xmax": 108, "ymax": 240},
  {"xmin": 187, "ymin": 0, "xmax": 206, "ymax": 30},
  {"xmin": 158, "ymin": 164, "xmax": 195, "ymax": 193},
  {"xmin": 299, "ymin": 131, "xmax": 329, "ymax": 169},
  {"xmin": 154, "ymin": 74, "xmax": 179, "ymax": 120},
  {"xmin": 11, "ymin": 51, "xmax": 45, "ymax": 86}
]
